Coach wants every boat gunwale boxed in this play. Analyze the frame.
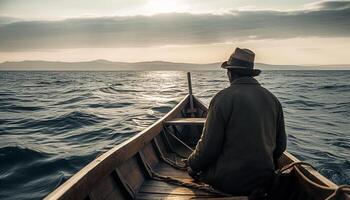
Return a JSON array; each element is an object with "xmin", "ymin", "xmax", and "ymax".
[
  {"xmin": 280, "ymin": 152, "xmax": 338, "ymax": 188},
  {"xmin": 45, "ymin": 95, "xmax": 190, "ymax": 200}
]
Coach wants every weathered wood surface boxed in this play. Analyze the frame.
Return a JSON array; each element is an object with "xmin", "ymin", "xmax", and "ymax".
[
  {"xmin": 136, "ymin": 193, "xmax": 209, "ymax": 200},
  {"xmin": 279, "ymin": 152, "xmax": 338, "ymax": 188},
  {"xmin": 164, "ymin": 118, "xmax": 206, "ymax": 125}
]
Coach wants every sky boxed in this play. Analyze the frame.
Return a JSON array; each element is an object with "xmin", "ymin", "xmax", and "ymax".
[{"xmin": 0, "ymin": 0, "xmax": 350, "ymax": 65}]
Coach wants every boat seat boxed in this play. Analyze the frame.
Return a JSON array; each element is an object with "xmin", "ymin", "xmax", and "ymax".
[{"xmin": 164, "ymin": 118, "xmax": 206, "ymax": 126}]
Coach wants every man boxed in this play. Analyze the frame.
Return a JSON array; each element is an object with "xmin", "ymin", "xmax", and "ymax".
[{"xmin": 186, "ymin": 47, "xmax": 287, "ymax": 195}]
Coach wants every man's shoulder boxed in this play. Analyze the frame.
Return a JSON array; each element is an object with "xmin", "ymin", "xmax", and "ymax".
[
  {"xmin": 211, "ymin": 87, "xmax": 233, "ymax": 106},
  {"xmin": 257, "ymin": 86, "xmax": 283, "ymax": 110},
  {"xmin": 213, "ymin": 87, "xmax": 230, "ymax": 99},
  {"xmin": 260, "ymin": 86, "xmax": 281, "ymax": 103}
]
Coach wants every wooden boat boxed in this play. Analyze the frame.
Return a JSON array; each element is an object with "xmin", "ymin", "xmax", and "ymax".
[{"xmin": 46, "ymin": 73, "xmax": 349, "ymax": 200}]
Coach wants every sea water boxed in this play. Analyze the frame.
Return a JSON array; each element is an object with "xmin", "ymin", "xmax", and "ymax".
[{"xmin": 0, "ymin": 71, "xmax": 349, "ymax": 199}]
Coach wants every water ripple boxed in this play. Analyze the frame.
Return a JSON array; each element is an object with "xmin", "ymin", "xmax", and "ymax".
[{"xmin": 0, "ymin": 71, "xmax": 349, "ymax": 200}]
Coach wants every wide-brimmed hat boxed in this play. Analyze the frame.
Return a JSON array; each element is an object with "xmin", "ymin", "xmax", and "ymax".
[{"xmin": 221, "ymin": 47, "xmax": 261, "ymax": 76}]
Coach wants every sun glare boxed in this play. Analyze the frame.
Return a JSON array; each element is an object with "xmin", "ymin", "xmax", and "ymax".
[{"xmin": 145, "ymin": 0, "xmax": 189, "ymax": 14}]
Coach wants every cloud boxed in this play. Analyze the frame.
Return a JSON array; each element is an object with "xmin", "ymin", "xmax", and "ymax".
[
  {"xmin": 0, "ymin": 16, "xmax": 19, "ymax": 25},
  {"xmin": 0, "ymin": 1, "xmax": 349, "ymax": 51},
  {"xmin": 305, "ymin": 0, "xmax": 350, "ymax": 10}
]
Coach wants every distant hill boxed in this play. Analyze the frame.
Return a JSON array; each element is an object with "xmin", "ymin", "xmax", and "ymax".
[{"xmin": 0, "ymin": 60, "xmax": 349, "ymax": 71}]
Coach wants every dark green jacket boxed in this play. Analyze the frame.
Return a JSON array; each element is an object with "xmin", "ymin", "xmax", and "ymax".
[{"xmin": 188, "ymin": 76, "xmax": 287, "ymax": 195}]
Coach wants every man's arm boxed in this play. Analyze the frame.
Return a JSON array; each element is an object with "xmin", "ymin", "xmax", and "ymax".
[
  {"xmin": 273, "ymin": 102, "xmax": 287, "ymax": 166},
  {"xmin": 188, "ymin": 98, "xmax": 225, "ymax": 172}
]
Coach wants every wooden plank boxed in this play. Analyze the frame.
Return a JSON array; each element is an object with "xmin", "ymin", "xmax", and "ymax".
[
  {"xmin": 116, "ymin": 156, "xmax": 146, "ymax": 196},
  {"xmin": 155, "ymin": 134, "xmax": 172, "ymax": 157},
  {"xmin": 89, "ymin": 172, "xmax": 126, "ymax": 200},
  {"xmin": 136, "ymin": 193, "xmax": 202, "ymax": 200},
  {"xmin": 140, "ymin": 142, "xmax": 160, "ymax": 170},
  {"xmin": 193, "ymin": 96, "xmax": 208, "ymax": 118},
  {"xmin": 141, "ymin": 180, "xmax": 208, "ymax": 189},
  {"xmin": 154, "ymin": 172, "xmax": 190, "ymax": 179},
  {"xmin": 191, "ymin": 197, "xmax": 248, "ymax": 200},
  {"xmin": 164, "ymin": 118, "xmax": 206, "ymax": 125},
  {"xmin": 137, "ymin": 194, "xmax": 249, "ymax": 200},
  {"xmin": 142, "ymin": 180, "xmax": 213, "ymax": 193},
  {"xmin": 154, "ymin": 162, "xmax": 193, "ymax": 182},
  {"xmin": 156, "ymin": 165, "xmax": 187, "ymax": 172},
  {"xmin": 142, "ymin": 180, "xmax": 191, "ymax": 187},
  {"xmin": 139, "ymin": 185, "xmax": 212, "ymax": 196}
]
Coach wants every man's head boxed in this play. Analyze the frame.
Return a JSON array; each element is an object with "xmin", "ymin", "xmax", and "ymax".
[
  {"xmin": 227, "ymin": 69, "xmax": 246, "ymax": 83},
  {"xmin": 221, "ymin": 47, "xmax": 261, "ymax": 82}
]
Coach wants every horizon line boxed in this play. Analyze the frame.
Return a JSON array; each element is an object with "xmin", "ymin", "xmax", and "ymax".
[{"xmin": 1, "ymin": 59, "xmax": 350, "ymax": 67}]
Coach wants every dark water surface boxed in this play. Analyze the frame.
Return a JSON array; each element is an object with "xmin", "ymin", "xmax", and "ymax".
[{"xmin": 0, "ymin": 71, "xmax": 349, "ymax": 199}]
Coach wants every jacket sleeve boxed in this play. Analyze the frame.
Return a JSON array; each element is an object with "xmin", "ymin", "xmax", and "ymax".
[
  {"xmin": 274, "ymin": 101, "xmax": 287, "ymax": 165},
  {"xmin": 188, "ymin": 98, "xmax": 225, "ymax": 172}
]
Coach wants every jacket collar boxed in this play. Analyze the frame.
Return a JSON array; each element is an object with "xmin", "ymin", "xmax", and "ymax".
[{"xmin": 231, "ymin": 76, "xmax": 260, "ymax": 85}]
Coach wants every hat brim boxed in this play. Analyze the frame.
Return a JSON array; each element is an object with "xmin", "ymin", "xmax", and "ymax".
[{"xmin": 221, "ymin": 61, "xmax": 261, "ymax": 76}]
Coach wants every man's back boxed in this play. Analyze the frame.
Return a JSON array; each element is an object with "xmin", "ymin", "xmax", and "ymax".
[{"xmin": 188, "ymin": 76, "xmax": 286, "ymax": 195}]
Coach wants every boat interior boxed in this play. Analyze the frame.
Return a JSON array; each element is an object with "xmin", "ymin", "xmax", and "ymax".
[{"xmin": 45, "ymin": 94, "xmax": 349, "ymax": 200}]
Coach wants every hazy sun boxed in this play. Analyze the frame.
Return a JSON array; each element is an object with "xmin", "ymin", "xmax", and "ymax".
[{"xmin": 145, "ymin": 0, "xmax": 189, "ymax": 14}]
